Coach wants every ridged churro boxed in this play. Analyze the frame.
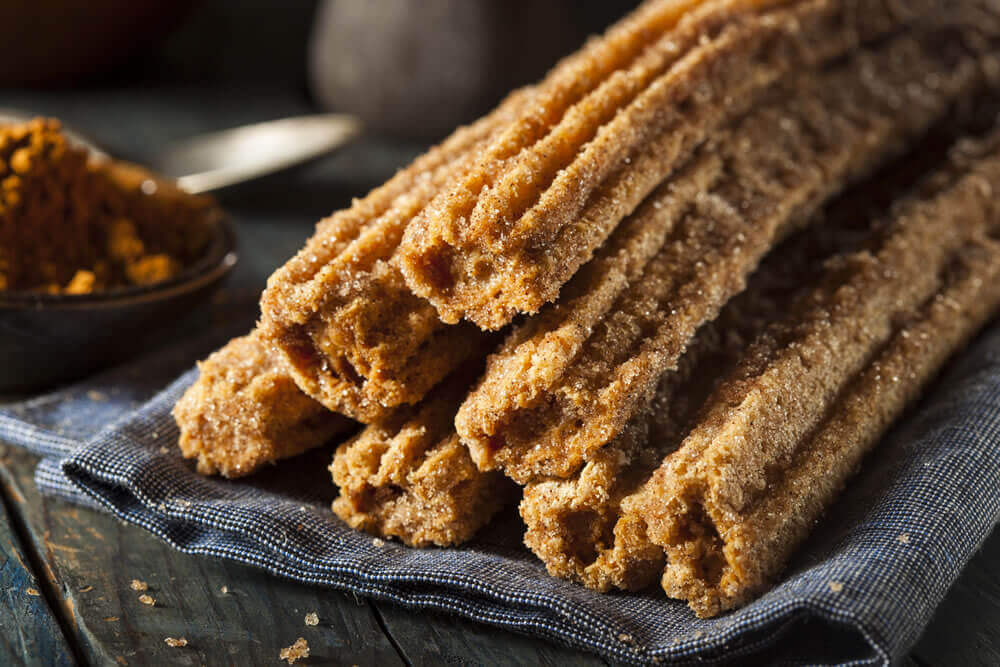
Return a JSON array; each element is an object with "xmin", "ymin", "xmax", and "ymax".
[
  {"xmin": 521, "ymin": 261, "xmax": 802, "ymax": 591},
  {"xmin": 629, "ymin": 128, "xmax": 1000, "ymax": 617},
  {"xmin": 259, "ymin": 92, "xmax": 529, "ymax": 422},
  {"xmin": 173, "ymin": 332, "xmax": 354, "ymax": 478},
  {"xmin": 261, "ymin": 0, "xmax": 939, "ymax": 424},
  {"xmin": 399, "ymin": 0, "xmax": 944, "ymax": 329},
  {"xmin": 458, "ymin": 20, "xmax": 998, "ymax": 484},
  {"xmin": 515, "ymin": 101, "xmax": 979, "ymax": 587},
  {"xmin": 331, "ymin": 373, "xmax": 516, "ymax": 547}
]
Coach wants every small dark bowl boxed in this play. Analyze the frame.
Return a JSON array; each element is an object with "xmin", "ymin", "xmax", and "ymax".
[{"xmin": 0, "ymin": 217, "xmax": 237, "ymax": 393}]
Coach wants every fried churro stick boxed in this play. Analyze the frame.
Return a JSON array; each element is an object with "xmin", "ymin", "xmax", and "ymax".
[
  {"xmin": 630, "ymin": 130, "xmax": 1000, "ymax": 617},
  {"xmin": 172, "ymin": 332, "xmax": 355, "ymax": 478},
  {"xmin": 331, "ymin": 374, "xmax": 516, "ymax": 547},
  {"xmin": 259, "ymin": 91, "xmax": 530, "ymax": 422},
  {"xmin": 263, "ymin": 0, "xmax": 938, "ymax": 421},
  {"xmin": 458, "ymin": 20, "xmax": 998, "ymax": 484},
  {"xmin": 518, "ymin": 184, "xmax": 891, "ymax": 589},
  {"xmin": 399, "ymin": 0, "xmax": 944, "ymax": 329}
]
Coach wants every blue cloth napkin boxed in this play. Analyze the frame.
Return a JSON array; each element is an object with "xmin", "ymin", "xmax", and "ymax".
[{"xmin": 2, "ymin": 315, "xmax": 999, "ymax": 665}]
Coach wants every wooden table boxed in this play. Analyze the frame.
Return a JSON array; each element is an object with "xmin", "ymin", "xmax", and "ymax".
[{"xmin": 1, "ymin": 85, "xmax": 998, "ymax": 666}]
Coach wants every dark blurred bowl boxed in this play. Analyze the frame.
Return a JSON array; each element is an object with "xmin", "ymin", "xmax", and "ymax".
[{"xmin": 0, "ymin": 216, "xmax": 237, "ymax": 393}]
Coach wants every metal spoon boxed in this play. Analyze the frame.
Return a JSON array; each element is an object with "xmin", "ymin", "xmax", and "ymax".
[{"xmin": 0, "ymin": 109, "xmax": 362, "ymax": 194}]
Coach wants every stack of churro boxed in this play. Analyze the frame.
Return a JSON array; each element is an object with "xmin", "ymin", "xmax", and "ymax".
[{"xmin": 173, "ymin": 0, "xmax": 1000, "ymax": 616}]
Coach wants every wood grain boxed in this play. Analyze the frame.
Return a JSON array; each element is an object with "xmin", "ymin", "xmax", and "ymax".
[
  {"xmin": 0, "ymin": 475, "xmax": 75, "ymax": 667},
  {"xmin": 374, "ymin": 603, "xmax": 609, "ymax": 666},
  {"xmin": 0, "ymin": 446, "xmax": 402, "ymax": 666}
]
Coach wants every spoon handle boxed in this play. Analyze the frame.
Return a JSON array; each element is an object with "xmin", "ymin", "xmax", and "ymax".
[{"xmin": 152, "ymin": 114, "xmax": 363, "ymax": 194}]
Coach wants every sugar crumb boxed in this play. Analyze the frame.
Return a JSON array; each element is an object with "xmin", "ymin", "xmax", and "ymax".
[
  {"xmin": 87, "ymin": 390, "xmax": 107, "ymax": 402},
  {"xmin": 898, "ymin": 533, "xmax": 910, "ymax": 544},
  {"xmin": 164, "ymin": 637, "xmax": 188, "ymax": 648},
  {"xmin": 79, "ymin": 585, "xmax": 94, "ymax": 593},
  {"xmin": 130, "ymin": 579, "xmax": 148, "ymax": 591},
  {"xmin": 828, "ymin": 581, "xmax": 844, "ymax": 593},
  {"xmin": 158, "ymin": 446, "xmax": 170, "ymax": 455},
  {"xmin": 138, "ymin": 594, "xmax": 155, "ymax": 606},
  {"xmin": 220, "ymin": 585, "xmax": 230, "ymax": 595},
  {"xmin": 26, "ymin": 588, "xmax": 39, "ymax": 596},
  {"xmin": 372, "ymin": 537, "xmax": 385, "ymax": 548},
  {"xmin": 617, "ymin": 633, "xmax": 632, "ymax": 643},
  {"xmin": 104, "ymin": 616, "xmax": 119, "ymax": 622},
  {"xmin": 305, "ymin": 612, "xmax": 319, "ymax": 626},
  {"xmin": 280, "ymin": 637, "xmax": 309, "ymax": 664}
]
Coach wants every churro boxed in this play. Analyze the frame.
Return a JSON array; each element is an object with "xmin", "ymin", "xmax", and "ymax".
[
  {"xmin": 517, "ymin": 178, "xmax": 898, "ymax": 590},
  {"xmin": 258, "ymin": 91, "xmax": 529, "ymax": 422},
  {"xmin": 399, "ymin": 0, "xmax": 943, "ymax": 329},
  {"xmin": 173, "ymin": 332, "xmax": 354, "ymax": 478},
  {"xmin": 262, "ymin": 0, "xmax": 937, "ymax": 423},
  {"xmin": 458, "ymin": 21, "xmax": 998, "ymax": 484},
  {"xmin": 630, "ymin": 128, "xmax": 1000, "ymax": 617},
  {"xmin": 331, "ymin": 373, "xmax": 516, "ymax": 547}
]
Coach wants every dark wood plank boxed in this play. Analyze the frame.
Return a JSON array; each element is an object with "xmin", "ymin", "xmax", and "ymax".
[
  {"xmin": 0, "ymin": 445, "xmax": 403, "ymax": 667},
  {"xmin": 911, "ymin": 524, "xmax": 1000, "ymax": 666},
  {"xmin": 0, "ymin": 482, "xmax": 76, "ymax": 667},
  {"xmin": 373, "ymin": 601, "xmax": 610, "ymax": 667}
]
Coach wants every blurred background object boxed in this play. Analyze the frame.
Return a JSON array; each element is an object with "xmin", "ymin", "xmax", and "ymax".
[
  {"xmin": 0, "ymin": 1, "xmax": 639, "ymax": 139},
  {"xmin": 309, "ymin": 0, "xmax": 637, "ymax": 139}
]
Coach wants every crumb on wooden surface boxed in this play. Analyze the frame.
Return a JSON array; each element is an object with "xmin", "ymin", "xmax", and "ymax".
[
  {"xmin": 79, "ymin": 585, "xmax": 94, "ymax": 593},
  {"xmin": 138, "ymin": 594, "xmax": 155, "ymax": 606},
  {"xmin": 164, "ymin": 637, "xmax": 188, "ymax": 648},
  {"xmin": 220, "ymin": 585, "xmax": 230, "ymax": 595},
  {"xmin": 280, "ymin": 637, "xmax": 309, "ymax": 664},
  {"xmin": 26, "ymin": 588, "xmax": 39, "ymax": 596},
  {"xmin": 304, "ymin": 612, "xmax": 319, "ymax": 626},
  {"xmin": 130, "ymin": 579, "xmax": 148, "ymax": 591}
]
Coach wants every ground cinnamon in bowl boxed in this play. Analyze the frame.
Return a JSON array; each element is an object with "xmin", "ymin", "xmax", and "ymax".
[{"xmin": 0, "ymin": 117, "xmax": 219, "ymax": 294}]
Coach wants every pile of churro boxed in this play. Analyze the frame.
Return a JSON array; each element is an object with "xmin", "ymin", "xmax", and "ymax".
[{"xmin": 173, "ymin": 0, "xmax": 1000, "ymax": 616}]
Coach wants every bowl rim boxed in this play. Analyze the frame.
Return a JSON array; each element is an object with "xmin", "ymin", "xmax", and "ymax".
[{"xmin": 0, "ymin": 216, "xmax": 238, "ymax": 311}]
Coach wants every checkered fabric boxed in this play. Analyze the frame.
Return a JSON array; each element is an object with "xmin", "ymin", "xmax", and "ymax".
[{"xmin": 2, "ymin": 317, "xmax": 999, "ymax": 665}]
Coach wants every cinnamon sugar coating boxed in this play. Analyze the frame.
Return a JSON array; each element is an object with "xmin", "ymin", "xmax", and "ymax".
[
  {"xmin": 458, "ymin": 21, "xmax": 997, "ymax": 484},
  {"xmin": 330, "ymin": 373, "xmax": 516, "ymax": 547},
  {"xmin": 259, "ymin": 92, "xmax": 528, "ymax": 422},
  {"xmin": 173, "ymin": 332, "xmax": 354, "ymax": 478},
  {"xmin": 631, "ymin": 129, "xmax": 1000, "ymax": 617},
  {"xmin": 521, "ymin": 255, "xmax": 802, "ymax": 591},
  {"xmin": 398, "ymin": 0, "xmax": 943, "ymax": 329}
]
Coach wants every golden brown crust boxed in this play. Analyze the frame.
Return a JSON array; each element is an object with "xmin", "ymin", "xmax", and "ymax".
[
  {"xmin": 398, "ymin": 0, "xmax": 943, "ymax": 329},
  {"xmin": 330, "ymin": 373, "xmax": 516, "ymax": 547},
  {"xmin": 519, "ymin": 202, "xmax": 867, "ymax": 591},
  {"xmin": 457, "ymin": 22, "xmax": 995, "ymax": 484},
  {"xmin": 172, "ymin": 332, "xmax": 354, "ymax": 478},
  {"xmin": 258, "ymin": 89, "xmax": 529, "ymax": 422},
  {"xmin": 632, "ymin": 130, "xmax": 1000, "ymax": 617}
]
